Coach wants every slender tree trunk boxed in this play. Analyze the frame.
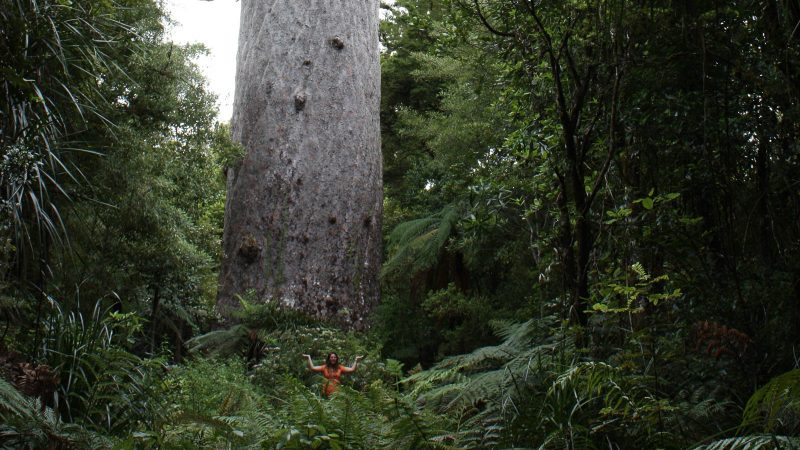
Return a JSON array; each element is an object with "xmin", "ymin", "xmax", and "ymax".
[
  {"xmin": 150, "ymin": 285, "xmax": 160, "ymax": 355},
  {"xmin": 218, "ymin": 0, "xmax": 382, "ymax": 329}
]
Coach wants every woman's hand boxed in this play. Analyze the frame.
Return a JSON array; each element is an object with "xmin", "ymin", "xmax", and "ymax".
[
  {"xmin": 303, "ymin": 354, "xmax": 323, "ymax": 372},
  {"xmin": 342, "ymin": 355, "xmax": 363, "ymax": 373}
]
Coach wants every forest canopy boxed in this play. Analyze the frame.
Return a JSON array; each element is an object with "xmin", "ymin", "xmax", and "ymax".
[{"xmin": 1, "ymin": 0, "xmax": 799, "ymax": 448}]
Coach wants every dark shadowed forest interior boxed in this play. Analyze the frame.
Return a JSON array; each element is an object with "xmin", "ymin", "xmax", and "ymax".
[{"xmin": 1, "ymin": 0, "xmax": 800, "ymax": 448}]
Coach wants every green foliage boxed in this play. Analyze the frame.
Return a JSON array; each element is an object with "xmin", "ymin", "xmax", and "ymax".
[
  {"xmin": 251, "ymin": 325, "xmax": 377, "ymax": 393},
  {"xmin": 420, "ymin": 285, "xmax": 494, "ymax": 356},
  {"xmin": 0, "ymin": 0, "xmax": 229, "ymax": 360},
  {"xmin": 0, "ymin": 0, "xmax": 147, "ymax": 245},
  {"xmin": 694, "ymin": 435, "xmax": 800, "ymax": 450},
  {"xmin": 186, "ymin": 324, "xmax": 252, "ymax": 359},
  {"xmin": 274, "ymin": 423, "xmax": 345, "ymax": 450},
  {"xmin": 403, "ymin": 319, "xmax": 574, "ymax": 448},
  {"xmin": 42, "ymin": 300, "xmax": 166, "ymax": 434},
  {"xmin": 146, "ymin": 357, "xmax": 264, "ymax": 448},
  {"xmin": 213, "ymin": 122, "xmax": 246, "ymax": 169},
  {"xmin": 402, "ymin": 315, "xmax": 720, "ymax": 448},
  {"xmin": 1, "ymin": 0, "xmax": 799, "ymax": 447},
  {"xmin": 741, "ymin": 369, "xmax": 800, "ymax": 434},
  {"xmin": 592, "ymin": 263, "xmax": 682, "ymax": 314},
  {"xmin": 128, "ymin": 319, "xmax": 455, "ymax": 449},
  {"xmin": 380, "ymin": 0, "xmax": 800, "ymax": 445},
  {"xmin": 383, "ymin": 205, "xmax": 460, "ymax": 281},
  {"xmin": 0, "ymin": 377, "xmax": 112, "ymax": 448},
  {"xmin": 53, "ymin": 35, "xmax": 228, "ymax": 352}
]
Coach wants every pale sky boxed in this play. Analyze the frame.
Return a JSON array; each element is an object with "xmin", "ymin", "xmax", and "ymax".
[
  {"xmin": 165, "ymin": 0, "xmax": 241, "ymax": 121},
  {"xmin": 164, "ymin": 1, "xmax": 391, "ymax": 121}
]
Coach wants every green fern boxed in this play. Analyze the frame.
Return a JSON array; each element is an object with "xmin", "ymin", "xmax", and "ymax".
[
  {"xmin": 400, "ymin": 318, "xmax": 570, "ymax": 448},
  {"xmin": 694, "ymin": 435, "xmax": 800, "ymax": 449},
  {"xmin": 0, "ymin": 377, "xmax": 109, "ymax": 448},
  {"xmin": 383, "ymin": 204, "xmax": 460, "ymax": 280},
  {"xmin": 404, "ymin": 319, "xmax": 563, "ymax": 409},
  {"xmin": 383, "ymin": 392, "xmax": 452, "ymax": 450},
  {"xmin": 0, "ymin": 377, "xmax": 30, "ymax": 419},
  {"xmin": 42, "ymin": 301, "xmax": 166, "ymax": 433},
  {"xmin": 186, "ymin": 324, "xmax": 252, "ymax": 358},
  {"xmin": 449, "ymin": 406, "xmax": 505, "ymax": 449},
  {"xmin": 401, "ymin": 316, "xmax": 687, "ymax": 448},
  {"xmin": 668, "ymin": 385, "xmax": 738, "ymax": 439},
  {"xmin": 741, "ymin": 369, "xmax": 800, "ymax": 433}
]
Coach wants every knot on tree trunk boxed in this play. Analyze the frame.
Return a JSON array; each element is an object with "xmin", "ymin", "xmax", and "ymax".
[
  {"xmin": 330, "ymin": 36, "xmax": 345, "ymax": 50},
  {"xmin": 294, "ymin": 93, "xmax": 307, "ymax": 112},
  {"xmin": 238, "ymin": 234, "xmax": 261, "ymax": 264}
]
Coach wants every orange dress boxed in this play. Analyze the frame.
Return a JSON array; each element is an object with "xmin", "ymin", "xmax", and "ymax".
[
  {"xmin": 311, "ymin": 364, "xmax": 355, "ymax": 397},
  {"xmin": 321, "ymin": 365, "xmax": 344, "ymax": 397}
]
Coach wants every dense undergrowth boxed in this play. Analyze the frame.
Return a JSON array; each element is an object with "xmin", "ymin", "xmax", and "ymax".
[{"xmin": 3, "ymin": 300, "xmax": 800, "ymax": 448}]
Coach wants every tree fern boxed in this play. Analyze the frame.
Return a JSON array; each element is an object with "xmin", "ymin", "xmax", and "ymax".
[
  {"xmin": 400, "ymin": 318, "xmax": 571, "ymax": 448},
  {"xmin": 383, "ymin": 392, "xmax": 452, "ymax": 450},
  {"xmin": 186, "ymin": 324, "xmax": 252, "ymax": 358},
  {"xmin": 383, "ymin": 204, "xmax": 460, "ymax": 280},
  {"xmin": 402, "ymin": 316, "xmax": 687, "ymax": 448},
  {"xmin": 449, "ymin": 405, "xmax": 507, "ymax": 449},
  {"xmin": 404, "ymin": 319, "xmax": 564, "ymax": 410},
  {"xmin": 668, "ymin": 385, "xmax": 738, "ymax": 439}
]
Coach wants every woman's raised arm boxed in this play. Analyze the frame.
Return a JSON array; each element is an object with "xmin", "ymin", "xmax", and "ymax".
[
  {"xmin": 341, "ymin": 355, "xmax": 363, "ymax": 374},
  {"xmin": 302, "ymin": 354, "xmax": 324, "ymax": 372}
]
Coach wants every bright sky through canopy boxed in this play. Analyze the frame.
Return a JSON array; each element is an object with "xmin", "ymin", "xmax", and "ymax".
[
  {"xmin": 166, "ymin": 0, "xmax": 240, "ymax": 121},
  {"xmin": 165, "ymin": 1, "xmax": 391, "ymax": 121}
]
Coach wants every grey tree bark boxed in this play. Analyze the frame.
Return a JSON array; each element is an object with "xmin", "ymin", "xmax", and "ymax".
[{"xmin": 218, "ymin": 0, "xmax": 382, "ymax": 329}]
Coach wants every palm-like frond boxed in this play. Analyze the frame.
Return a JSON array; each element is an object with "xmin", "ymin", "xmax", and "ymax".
[
  {"xmin": 400, "ymin": 317, "xmax": 685, "ymax": 448},
  {"xmin": 383, "ymin": 204, "xmax": 460, "ymax": 280},
  {"xmin": 185, "ymin": 324, "xmax": 251, "ymax": 358},
  {"xmin": 404, "ymin": 319, "xmax": 564, "ymax": 411}
]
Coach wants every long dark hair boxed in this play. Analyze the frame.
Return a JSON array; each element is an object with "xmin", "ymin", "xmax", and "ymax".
[{"xmin": 325, "ymin": 352, "xmax": 339, "ymax": 368}]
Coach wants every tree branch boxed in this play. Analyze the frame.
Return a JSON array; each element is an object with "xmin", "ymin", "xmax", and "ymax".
[
  {"xmin": 568, "ymin": 64, "xmax": 596, "ymax": 133},
  {"xmin": 472, "ymin": 0, "xmax": 514, "ymax": 38},
  {"xmin": 525, "ymin": 0, "xmax": 553, "ymax": 49},
  {"xmin": 584, "ymin": 66, "xmax": 623, "ymax": 215}
]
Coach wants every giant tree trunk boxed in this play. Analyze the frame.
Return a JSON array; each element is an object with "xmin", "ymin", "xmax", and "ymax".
[{"xmin": 218, "ymin": 0, "xmax": 382, "ymax": 329}]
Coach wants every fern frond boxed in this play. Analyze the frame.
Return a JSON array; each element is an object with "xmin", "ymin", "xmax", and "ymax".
[
  {"xmin": 451, "ymin": 406, "xmax": 505, "ymax": 449},
  {"xmin": 404, "ymin": 367, "xmax": 466, "ymax": 397},
  {"xmin": 694, "ymin": 435, "xmax": 800, "ymax": 450},
  {"xmin": 0, "ymin": 377, "xmax": 32, "ymax": 419},
  {"xmin": 405, "ymin": 319, "xmax": 565, "ymax": 415},
  {"xmin": 185, "ymin": 324, "xmax": 251, "ymax": 357},
  {"xmin": 741, "ymin": 369, "xmax": 800, "ymax": 433},
  {"xmin": 0, "ymin": 385, "xmax": 104, "ymax": 449},
  {"xmin": 385, "ymin": 394, "xmax": 452, "ymax": 450},
  {"xmin": 383, "ymin": 205, "xmax": 460, "ymax": 280}
]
